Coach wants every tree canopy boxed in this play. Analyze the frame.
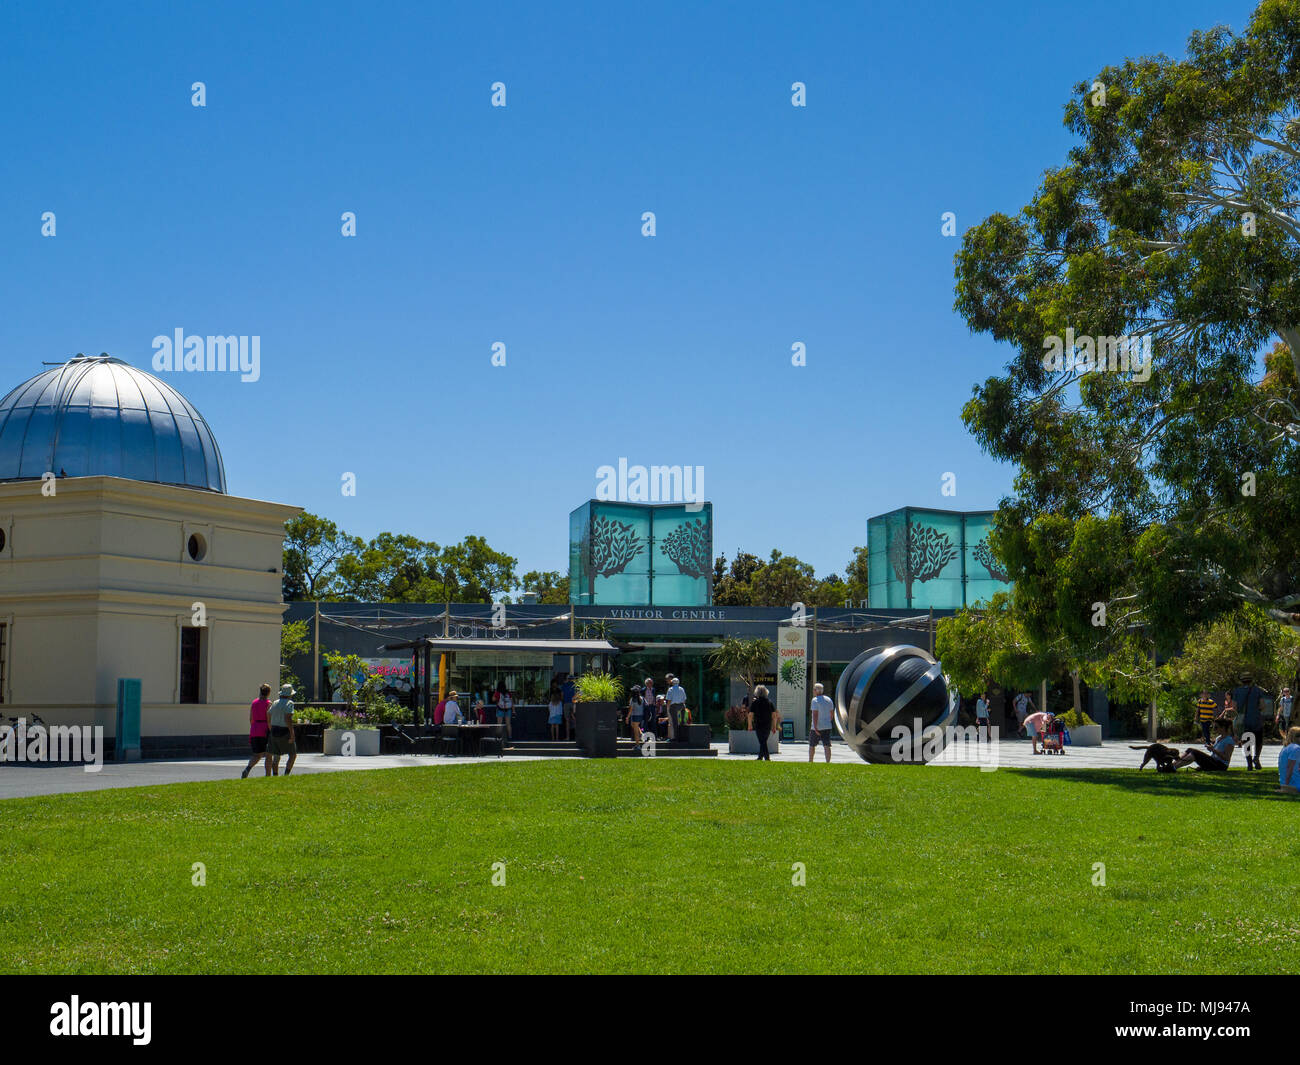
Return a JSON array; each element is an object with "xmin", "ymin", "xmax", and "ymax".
[
  {"xmin": 283, "ymin": 513, "xmax": 518, "ymax": 604},
  {"xmin": 955, "ymin": 0, "xmax": 1300, "ymax": 646},
  {"xmin": 711, "ymin": 547, "xmax": 868, "ymax": 608}
]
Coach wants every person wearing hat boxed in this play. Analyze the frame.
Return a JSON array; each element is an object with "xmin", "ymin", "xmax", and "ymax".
[
  {"xmin": 267, "ymin": 683, "xmax": 297, "ymax": 776},
  {"xmin": 443, "ymin": 690, "xmax": 464, "ymax": 724}
]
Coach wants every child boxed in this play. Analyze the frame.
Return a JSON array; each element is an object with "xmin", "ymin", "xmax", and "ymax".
[
  {"xmin": 548, "ymin": 692, "xmax": 564, "ymax": 741},
  {"xmin": 1278, "ymin": 726, "xmax": 1300, "ymax": 795}
]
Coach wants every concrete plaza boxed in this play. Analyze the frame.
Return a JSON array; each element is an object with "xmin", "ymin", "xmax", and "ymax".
[{"xmin": 0, "ymin": 736, "xmax": 1283, "ymax": 800}]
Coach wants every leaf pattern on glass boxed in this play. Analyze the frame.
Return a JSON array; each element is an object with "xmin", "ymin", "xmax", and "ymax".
[
  {"xmin": 588, "ymin": 516, "xmax": 645, "ymax": 578},
  {"xmin": 888, "ymin": 522, "xmax": 958, "ymax": 600},
  {"xmin": 973, "ymin": 539, "xmax": 1009, "ymax": 582},
  {"xmin": 661, "ymin": 518, "xmax": 711, "ymax": 579}
]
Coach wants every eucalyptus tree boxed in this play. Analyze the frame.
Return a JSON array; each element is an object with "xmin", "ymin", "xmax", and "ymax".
[{"xmin": 955, "ymin": 0, "xmax": 1300, "ymax": 645}]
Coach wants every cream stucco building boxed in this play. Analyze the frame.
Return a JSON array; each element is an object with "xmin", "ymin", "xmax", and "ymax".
[{"xmin": 0, "ymin": 355, "xmax": 299, "ymax": 746}]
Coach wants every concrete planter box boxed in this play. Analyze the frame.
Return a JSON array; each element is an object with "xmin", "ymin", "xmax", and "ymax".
[
  {"xmin": 323, "ymin": 727, "xmax": 381, "ymax": 756},
  {"xmin": 728, "ymin": 729, "xmax": 779, "ymax": 755},
  {"xmin": 1069, "ymin": 724, "xmax": 1102, "ymax": 747}
]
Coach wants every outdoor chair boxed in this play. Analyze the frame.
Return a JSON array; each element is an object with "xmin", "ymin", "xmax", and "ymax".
[{"xmin": 439, "ymin": 725, "xmax": 461, "ymax": 757}]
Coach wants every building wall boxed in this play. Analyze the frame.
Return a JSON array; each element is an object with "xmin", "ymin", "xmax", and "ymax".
[
  {"xmin": 569, "ymin": 500, "xmax": 713, "ymax": 606},
  {"xmin": 867, "ymin": 507, "xmax": 1013, "ymax": 609},
  {"xmin": 0, "ymin": 476, "xmax": 299, "ymax": 737}
]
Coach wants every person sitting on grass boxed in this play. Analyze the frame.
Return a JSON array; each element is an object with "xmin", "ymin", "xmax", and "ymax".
[
  {"xmin": 1024, "ymin": 709, "xmax": 1052, "ymax": 754},
  {"xmin": 1277, "ymin": 727, "xmax": 1300, "ymax": 795},
  {"xmin": 1172, "ymin": 717, "xmax": 1236, "ymax": 772}
]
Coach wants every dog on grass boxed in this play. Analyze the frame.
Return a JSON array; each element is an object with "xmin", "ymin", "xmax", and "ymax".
[{"xmin": 1130, "ymin": 742, "xmax": 1181, "ymax": 772}]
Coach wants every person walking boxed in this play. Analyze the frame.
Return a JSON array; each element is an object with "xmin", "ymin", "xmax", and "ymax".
[
  {"xmin": 975, "ymin": 692, "xmax": 991, "ymax": 743},
  {"xmin": 267, "ymin": 683, "xmax": 297, "ymax": 776},
  {"xmin": 749, "ymin": 684, "xmax": 777, "ymax": 761},
  {"xmin": 241, "ymin": 683, "xmax": 273, "ymax": 778},
  {"xmin": 1233, "ymin": 678, "xmax": 1265, "ymax": 770},
  {"xmin": 1012, "ymin": 691, "xmax": 1034, "ymax": 736},
  {"xmin": 1274, "ymin": 686, "xmax": 1293, "ymax": 739},
  {"xmin": 1195, "ymin": 689, "xmax": 1218, "ymax": 746},
  {"xmin": 627, "ymin": 685, "xmax": 644, "ymax": 745},
  {"xmin": 808, "ymin": 682, "xmax": 835, "ymax": 763},
  {"xmin": 666, "ymin": 674, "xmax": 687, "ymax": 740}
]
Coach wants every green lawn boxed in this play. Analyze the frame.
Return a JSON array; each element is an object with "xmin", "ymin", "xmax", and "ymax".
[{"xmin": 0, "ymin": 761, "xmax": 1296, "ymax": 974}]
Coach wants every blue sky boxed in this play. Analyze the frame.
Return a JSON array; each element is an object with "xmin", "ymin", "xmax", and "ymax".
[{"xmin": 0, "ymin": 0, "xmax": 1260, "ymax": 581}]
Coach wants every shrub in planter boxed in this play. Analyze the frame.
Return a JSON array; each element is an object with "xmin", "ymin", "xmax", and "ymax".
[
  {"xmin": 1058, "ymin": 708, "xmax": 1102, "ymax": 746},
  {"xmin": 574, "ymin": 671, "xmax": 624, "ymax": 704}
]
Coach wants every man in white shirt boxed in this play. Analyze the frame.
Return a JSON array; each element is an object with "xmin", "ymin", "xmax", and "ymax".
[
  {"xmin": 1012, "ymin": 691, "xmax": 1033, "ymax": 735},
  {"xmin": 666, "ymin": 676, "xmax": 687, "ymax": 738},
  {"xmin": 808, "ymin": 683, "xmax": 835, "ymax": 763},
  {"xmin": 443, "ymin": 691, "xmax": 463, "ymax": 725}
]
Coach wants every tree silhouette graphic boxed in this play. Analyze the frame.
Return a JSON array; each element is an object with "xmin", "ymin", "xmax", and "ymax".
[
  {"xmin": 888, "ymin": 522, "xmax": 957, "ymax": 601},
  {"xmin": 661, "ymin": 518, "xmax": 711, "ymax": 580},
  {"xmin": 972, "ymin": 539, "xmax": 1009, "ymax": 582},
  {"xmin": 582, "ymin": 515, "xmax": 645, "ymax": 598}
]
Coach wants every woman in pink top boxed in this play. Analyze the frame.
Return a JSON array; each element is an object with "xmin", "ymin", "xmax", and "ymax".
[
  {"xmin": 241, "ymin": 683, "xmax": 273, "ymax": 779},
  {"xmin": 1024, "ymin": 711, "xmax": 1052, "ymax": 755}
]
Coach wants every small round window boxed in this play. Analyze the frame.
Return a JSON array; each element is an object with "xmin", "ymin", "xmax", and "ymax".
[{"xmin": 187, "ymin": 533, "xmax": 207, "ymax": 561}]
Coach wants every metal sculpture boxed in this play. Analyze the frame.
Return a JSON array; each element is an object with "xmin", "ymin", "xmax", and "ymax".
[{"xmin": 834, "ymin": 644, "xmax": 956, "ymax": 764}]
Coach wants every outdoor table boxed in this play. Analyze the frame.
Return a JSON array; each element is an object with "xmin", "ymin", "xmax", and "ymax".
[{"xmin": 452, "ymin": 723, "xmax": 506, "ymax": 756}]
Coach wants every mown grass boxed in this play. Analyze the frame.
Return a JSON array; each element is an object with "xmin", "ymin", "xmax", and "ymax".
[{"xmin": 0, "ymin": 760, "xmax": 1295, "ymax": 973}]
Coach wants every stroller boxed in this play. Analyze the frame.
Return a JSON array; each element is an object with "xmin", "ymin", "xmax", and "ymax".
[{"xmin": 1040, "ymin": 714, "xmax": 1068, "ymax": 754}]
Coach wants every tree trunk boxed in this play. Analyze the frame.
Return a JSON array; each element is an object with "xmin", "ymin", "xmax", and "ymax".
[{"xmin": 1071, "ymin": 669, "xmax": 1082, "ymax": 716}]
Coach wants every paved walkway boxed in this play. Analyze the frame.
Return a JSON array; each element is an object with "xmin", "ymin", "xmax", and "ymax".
[
  {"xmin": 0, "ymin": 752, "xmax": 501, "ymax": 800},
  {"xmin": 0, "ymin": 738, "xmax": 1282, "ymax": 799}
]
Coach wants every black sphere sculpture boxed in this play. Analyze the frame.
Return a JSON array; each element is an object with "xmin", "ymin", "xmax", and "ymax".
[{"xmin": 833, "ymin": 644, "xmax": 955, "ymax": 764}]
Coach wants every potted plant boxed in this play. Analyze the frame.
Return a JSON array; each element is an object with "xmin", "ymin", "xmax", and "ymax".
[
  {"xmin": 709, "ymin": 637, "xmax": 777, "ymax": 753},
  {"xmin": 573, "ymin": 670, "xmax": 624, "ymax": 757},
  {"xmin": 321, "ymin": 651, "xmax": 384, "ymax": 756},
  {"xmin": 724, "ymin": 705, "xmax": 780, "ymax": 754},
  {"xmin": 1059, "ymin": 708, "xmax": 1102, "ymax": 747}
]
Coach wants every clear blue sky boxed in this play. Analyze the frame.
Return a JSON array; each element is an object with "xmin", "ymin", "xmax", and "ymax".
[{"xmin": 0, "ymin": 0, "xmax": 1260, "ymax": 582}]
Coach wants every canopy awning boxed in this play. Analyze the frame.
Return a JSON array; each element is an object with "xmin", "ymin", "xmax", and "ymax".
[{"xmin": 381, "ymin": 637, "xmax": 620, "ymax": 655}]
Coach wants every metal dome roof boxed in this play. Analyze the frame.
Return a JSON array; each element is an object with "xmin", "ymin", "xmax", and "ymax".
[{"xmin": 0, "ymin": 355, "xmax": 226, "ymax": 492}]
